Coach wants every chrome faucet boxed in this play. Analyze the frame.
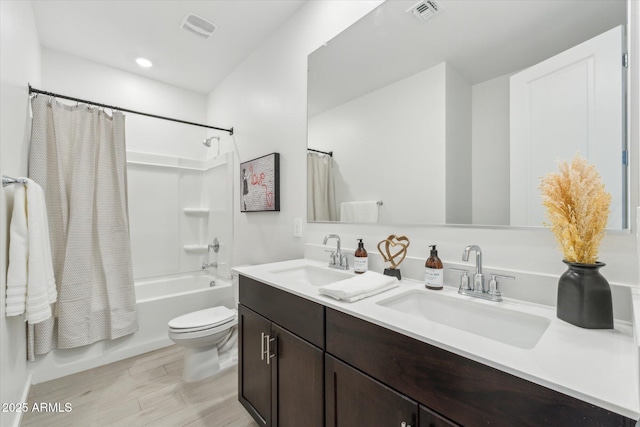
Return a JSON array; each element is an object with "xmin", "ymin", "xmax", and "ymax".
[
  {"xmin": 323, "ymin": 234, "xmax": 349, "ymax": 270},
  {"xmin": 462, "ymin": 245, "xmax": 484, "ymax": 292},
  {"xmin": 456, "ymin": 245, "xmax": 514, "ymax": 302}
]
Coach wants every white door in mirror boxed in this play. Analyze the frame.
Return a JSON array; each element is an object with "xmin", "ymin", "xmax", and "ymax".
[{"xmin": 510, "ymin": 25, "xmax": 624, "ymax": 229}]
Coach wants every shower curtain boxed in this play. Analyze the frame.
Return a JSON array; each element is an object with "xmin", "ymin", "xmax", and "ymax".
[
  {"xmin": 27, "ymin": 96, "xmax": 138, "ymax": 360},
  {"xmin": 307, "ymin": 152, "xmax": 337, "ymax": 221}
]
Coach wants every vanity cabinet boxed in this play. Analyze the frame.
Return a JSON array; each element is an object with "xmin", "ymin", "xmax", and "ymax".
[
  {"xmin": 326, "ymin": 308, "xmax": 634, "ymax": 427},
  {"xmin": 238, "ymin": 274, "xmax": 634, "ymax": 427},
  {"xmin": 238, "ymin": 276, "xmax": 324, "ymax": 427}
]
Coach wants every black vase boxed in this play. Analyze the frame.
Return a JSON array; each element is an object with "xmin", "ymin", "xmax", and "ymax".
[{"xmin": 556, "ymin": 260, "xmax": 613, "ymax": 329}]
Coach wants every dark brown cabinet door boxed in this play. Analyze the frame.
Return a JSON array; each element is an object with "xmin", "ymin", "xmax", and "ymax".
[
  {"xmin": 272, "ymin": 324, "xmax": 324, "ymax": 427},
  {"xmin": 420, "ymin": 406, "xmax": 460, "ymax": 427},
  {"xmin": 326, "ymin": 354, "xmax": 418, "ymax": 427},
  {"xmin": 238, "ymin": 305, "xmax": 272, "ymax": 426}
]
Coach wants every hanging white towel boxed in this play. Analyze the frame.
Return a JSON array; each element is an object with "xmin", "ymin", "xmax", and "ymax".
[
  {"xmin": 319, "ymin": 271, "xmax": 398, "ymax": 302},
  {"xmin": 340, "ymin": 201, "xmax": 379, "ymax": 223},
  {"xmin": 5, "ymin": 178, "xmax": 57, "ymax": 323}
]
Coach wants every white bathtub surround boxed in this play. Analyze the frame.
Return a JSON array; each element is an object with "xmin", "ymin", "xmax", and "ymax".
[
  {"xmin": 127, "ymin": 151, "xmax": 234, "ymax": 281},
  {"xmin": 28, "ymin": 95, "xmax": 137, "ymax": 360},
  {"xmin": 30, "ymin": 272, "xmax": 234, "ymax": 384},
  {"xmin": 235, "ymin": 259, "xmax": 640, "ymax": 420}
]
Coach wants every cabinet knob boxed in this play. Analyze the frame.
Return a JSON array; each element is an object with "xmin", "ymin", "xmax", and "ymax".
[{"xmin": 400, "ymin": 422, "xmax": 411, "ymax": 427}]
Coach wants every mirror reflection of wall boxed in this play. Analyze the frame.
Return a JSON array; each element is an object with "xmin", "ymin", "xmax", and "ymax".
[{"xmin": 307, "ymin": 0, "xmax": 628, "ymax": 229}]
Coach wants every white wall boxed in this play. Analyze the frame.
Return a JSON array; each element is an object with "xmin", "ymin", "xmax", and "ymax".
[
  {"xmin": 308, "ymin": 62, "xmax": 447, "ymax": 224},
  {"xmin": 207, "ymin": 1, "xmax": 384, "ymax": 267},
  {"xmin": 445, "ymin": 63, "xmax": 472, "ymax": 224},
  {"xmin": 472, "ymin": 74, "xmax": 511, "ymax": 225},
  {"xmin": 42, "ymin": 49, "xmax": 210, "ymax": 160},
  {"xmin": 0, "ymin": 2, "xmax": 41, "ymax": 425}
]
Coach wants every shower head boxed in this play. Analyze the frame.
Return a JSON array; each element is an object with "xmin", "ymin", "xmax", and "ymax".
[{"xmin": 203, "ymin": 136, "xmax": 220, "ymax": 148}]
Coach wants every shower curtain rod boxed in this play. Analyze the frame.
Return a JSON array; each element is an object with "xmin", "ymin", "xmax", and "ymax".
[
  {"xmin": 28, "ymin": 84, "xmax": 234, "ymax": 135},
  {"xmin": 307, "ymin": 148, "xmax": 333, "ymax": 157}
]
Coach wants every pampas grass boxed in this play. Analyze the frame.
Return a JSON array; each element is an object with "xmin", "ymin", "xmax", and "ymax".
[{"xmin": 539, "ymin": 154, "xmax": 611, "ymax": 264}]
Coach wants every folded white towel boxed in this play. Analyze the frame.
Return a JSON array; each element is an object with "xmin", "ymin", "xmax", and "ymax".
[
  {"xmin": 5, "ymin": 178, "xmax": 57, "ymax": 323},
  {"xmin": 319, "ymin": 271, "xmax": 399, "ymax": 302},
  {"xmin": 339, "ymin": 201, "xmax": 379, "ymax": 223}
]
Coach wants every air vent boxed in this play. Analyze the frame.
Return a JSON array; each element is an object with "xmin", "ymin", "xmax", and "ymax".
[
  {"xmin": 408, "ymin": 0, "xmax": 441, "ymax": 22},
  {"xmin": 181, "ymin": 13, "xmax": 216, "ymax": 39}
]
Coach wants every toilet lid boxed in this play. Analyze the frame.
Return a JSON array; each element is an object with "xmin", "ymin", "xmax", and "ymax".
[{"xmin": 169, "ymin": 306, "xmax": 235, "ymax": 330}]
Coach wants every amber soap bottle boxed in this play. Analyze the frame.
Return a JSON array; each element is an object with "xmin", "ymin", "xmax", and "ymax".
[
  {"xmin": 354, "ymin": 239, "xmax": 368, "ymax": 274},
  {"xmin": 425, "ymin": 244, "xmax": 443, "ymax": 290}
]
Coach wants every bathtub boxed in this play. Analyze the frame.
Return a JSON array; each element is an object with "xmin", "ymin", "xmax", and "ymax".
[
  {"xmin": 135, "ymin": 272, "xmax": 233, "ymax": 303},
  {"xmin": 135, "ymin": 272, "xmax": 235, "ymax": 348},
  {"xmin": 30, "ymin": 271, "xmax": 235, "ymax": 384}
]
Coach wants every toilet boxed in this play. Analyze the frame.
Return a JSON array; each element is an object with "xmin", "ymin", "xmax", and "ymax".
[{"xmin": 168, "ymin": 305, "xmax": 238, "ymax": 382}]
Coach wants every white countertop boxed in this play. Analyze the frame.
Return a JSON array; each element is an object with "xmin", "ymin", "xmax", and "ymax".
[{"xmin": 234, "ymin": 258, "xmax": 640, "ymax": 420}]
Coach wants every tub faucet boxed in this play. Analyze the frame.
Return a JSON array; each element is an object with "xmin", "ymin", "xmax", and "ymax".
[
  {"xmin": 462, "ymin": 245, "xmax": 484, "ymax": 292},
  {"xmin": 202, "ymin": 261, "xmax": 218, "ymax": 270},
  {"xmin": 323, "ymin": 234, "xmax": 348, "ymax": 270}
]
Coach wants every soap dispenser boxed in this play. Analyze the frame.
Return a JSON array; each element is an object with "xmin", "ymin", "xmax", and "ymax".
[
  {"xmin": 425, "ymin": 245, "xmax": 443, "ymax": 290},
  {"xmin": 354, "ymin": 239, "xmax": 368, "ymax": 274}
]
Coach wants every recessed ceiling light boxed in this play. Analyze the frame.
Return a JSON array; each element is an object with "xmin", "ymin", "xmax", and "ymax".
[{"xmin": 136, "ymin": 57, "xmax": 153, "ymax": 68}]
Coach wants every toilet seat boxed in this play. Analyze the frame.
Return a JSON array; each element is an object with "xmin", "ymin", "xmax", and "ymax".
[{"xmin": 169, "ymin": 306, "xmax": 236, "ymax": 334}]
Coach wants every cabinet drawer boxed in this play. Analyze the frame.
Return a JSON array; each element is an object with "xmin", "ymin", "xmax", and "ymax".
[
  {"xmin": 240, "ymin": 275, "xmax": 324, "ymax": 348},
  {"xmin": 326, "ymin": 308, "xmax": 632, "ymax": 427}
]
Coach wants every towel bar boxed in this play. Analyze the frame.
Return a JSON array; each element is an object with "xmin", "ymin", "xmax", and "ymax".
[{"xmin": 2, "ymin": 176, "xmax": 27, "ymax": 187}]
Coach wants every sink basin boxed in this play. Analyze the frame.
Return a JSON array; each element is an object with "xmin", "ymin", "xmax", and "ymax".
[
  {"xmin": 269, "ymin": 265, "xmax": 352, "ymax": 287},
  {"xmin": 377, "ymin": 290, "xmax": 550, "ymax": 349}
]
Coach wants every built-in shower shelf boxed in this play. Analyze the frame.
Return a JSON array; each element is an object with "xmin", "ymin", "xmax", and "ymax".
[
  {"xmin": 183, "ymin": 208, "xmax": 210, "ymax": 216},
  {"xmin": 183, "ymin": 245, "xmax": 208, "ymax": 253}
]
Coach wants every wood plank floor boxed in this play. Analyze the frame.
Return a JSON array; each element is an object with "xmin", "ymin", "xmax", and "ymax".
[{"xmin": 21, "ymin": 345, "xmax": 258, "ymax": 427}]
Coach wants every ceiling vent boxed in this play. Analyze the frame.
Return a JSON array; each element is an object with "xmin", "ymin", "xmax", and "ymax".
[
  {"xmin": 408, "ymin": 0, "xmax": 441, "ymax": 22},
  {"xmin": 181, "ymin": 13, "xmax": 216, "ymax": 39}
]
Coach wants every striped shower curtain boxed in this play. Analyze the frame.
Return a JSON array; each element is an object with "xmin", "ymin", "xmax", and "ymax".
[{"xmin": 27, "ymin": 95, "xmax": 138, "ymax": 360}]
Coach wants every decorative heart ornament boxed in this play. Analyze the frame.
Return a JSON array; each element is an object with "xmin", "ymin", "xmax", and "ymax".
[{"xmin": 377, "ymin": 234, "xmax": 410, "ymax": 269}]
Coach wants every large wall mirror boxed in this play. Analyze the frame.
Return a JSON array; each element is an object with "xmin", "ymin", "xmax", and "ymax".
[{"xmin": 307, "ymin": 0, "xmax": 628, "ymax": 229}]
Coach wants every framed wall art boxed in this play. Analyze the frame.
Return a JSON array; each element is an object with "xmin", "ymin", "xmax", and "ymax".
[{"xmin": 241, "ymin": 153, "xmax": 280, "ymax": 212}]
